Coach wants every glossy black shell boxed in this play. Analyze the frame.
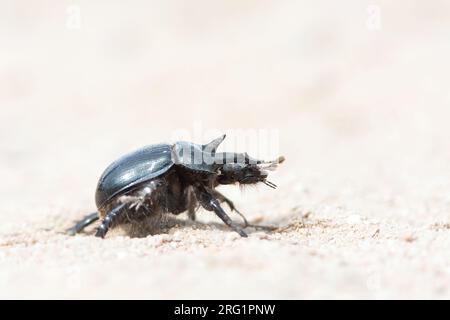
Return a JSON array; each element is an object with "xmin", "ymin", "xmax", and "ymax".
[
  {"xmin": 95, "ymin": 144, "xmax": 174, "ymax": 209},
  {"xmin": 94, "ymin": 141, "xmax": 221, "ymax": 209}
]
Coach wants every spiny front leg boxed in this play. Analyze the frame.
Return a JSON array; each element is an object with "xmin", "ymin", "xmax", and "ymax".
[
  {"xmin": 95, "ymin": 203, "xmax": 127, "ymax": 238},
  {"xmin": 196, "ymin": 186, "xmax": 248, "ymax": 237},
  {"xmin": 211, "ymin": 190, "xmax": 248, "ymax": 227}
]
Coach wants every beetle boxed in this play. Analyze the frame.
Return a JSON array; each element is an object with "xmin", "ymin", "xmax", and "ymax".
[{"xmin": 68, "ymin": 134, "xmax": 284, "ymax": 238}]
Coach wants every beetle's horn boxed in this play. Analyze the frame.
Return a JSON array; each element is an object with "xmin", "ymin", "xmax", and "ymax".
[
  {"xmin": 257, "ymin": 156, "xmax": 285, "ymax": 171},
  {"xmin": 203, "ymin": 134, "xmax": 226, "ymax": 154}
]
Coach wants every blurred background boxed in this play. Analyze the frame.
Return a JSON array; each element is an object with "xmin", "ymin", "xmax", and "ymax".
[{"xmin": 1, "ymin": 0, "xmax": 450, "ymax": 299}]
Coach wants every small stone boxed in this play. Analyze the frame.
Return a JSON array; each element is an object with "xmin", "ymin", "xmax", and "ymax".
[
  {"xmin": 371, "ymin": 228, "xmax": 380, "ymax": 238},
  {"xmin": 403, "ymin": 234, "xmax": 417, "ymax": 243},
  {"xmin": 302, "ymin": 211, "xmax": 312, "ymax": 219}
]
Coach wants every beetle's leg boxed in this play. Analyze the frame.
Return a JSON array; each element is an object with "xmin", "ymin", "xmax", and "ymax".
[
  {"xmin": 210, "ymin": 190, "xmax": 276, "ymax": 230},
  {"xmin": 95, "ymin": 203, "xmax": 127, "ymax": 238},
  {"xmin": 210, "ymin": 190, "xmax": 249, "ymax": 228},
  {"xmin": 67, "ymin": 212, "xmax": 99, "ymax": 235},
  {"xmin": 187, "ymin": 204, "xmax": 196, "ymax": 221},
  {"xmin": 195, "ymin": 187, "xmax": 248, "ymax": 237},
  {"xmin": 187, "ymin": 188, "xmax": 197, "ymax": 221}
]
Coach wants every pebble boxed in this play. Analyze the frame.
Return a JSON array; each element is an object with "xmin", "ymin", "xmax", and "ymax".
[{"xmin": 403, "ymin": 234, "xmax": 417, "ymax": 243}]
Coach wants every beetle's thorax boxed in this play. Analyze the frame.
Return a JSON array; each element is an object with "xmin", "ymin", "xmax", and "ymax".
[{"xmin": 174, "ymin": 165, "xmax": 217, "ymax": 188}]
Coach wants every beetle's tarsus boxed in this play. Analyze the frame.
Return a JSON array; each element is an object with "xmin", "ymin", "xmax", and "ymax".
[
  {"xmin": 197, "ymin": 187, "xmax": 248, "ymax": 237},
  {"xmin": 235, "ymin": 226, "xmax": 248, "ymax": 237},
  {"xmin": 95, "ymin": 225, "xmax": 107, "ymax": 238},
  {"xmin": 212, "ymin": 190, "xmax": 249, "ymax": 228},
  {"xmin": 95, "ymin": 203, "xmax": 127, "ymax": 238},
  {"xmin": 67, "ymin": 212, "xmax": 99, "ymax": 235},
  {"xmin": 234, "ymin": 209, "xmax": 249, "ymax": 228}
]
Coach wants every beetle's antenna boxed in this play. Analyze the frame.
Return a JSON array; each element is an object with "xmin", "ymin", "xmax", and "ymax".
[{"xmin": 263, "ymin": 180, "xmax": 277, "ymax": 189}]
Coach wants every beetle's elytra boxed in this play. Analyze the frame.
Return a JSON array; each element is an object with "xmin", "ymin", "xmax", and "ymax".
[{"xmin": 68, "ymin": 135, "xmax": 284, "ymax": 238}]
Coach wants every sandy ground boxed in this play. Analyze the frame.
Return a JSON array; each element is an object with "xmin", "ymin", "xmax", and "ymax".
[{"xmin": 1, "ymin": 1, "xmax": 450, "ymax": 299}]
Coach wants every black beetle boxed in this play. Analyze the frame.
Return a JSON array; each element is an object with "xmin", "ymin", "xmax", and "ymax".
[{"xmin": 68, "ymin": 134, "xmax": 284, "ymax": 238}]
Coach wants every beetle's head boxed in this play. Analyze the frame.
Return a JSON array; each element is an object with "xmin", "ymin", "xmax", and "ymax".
[{"xmin": 216, "ymin": 153, "xmax": 285, "ymax": 188}]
